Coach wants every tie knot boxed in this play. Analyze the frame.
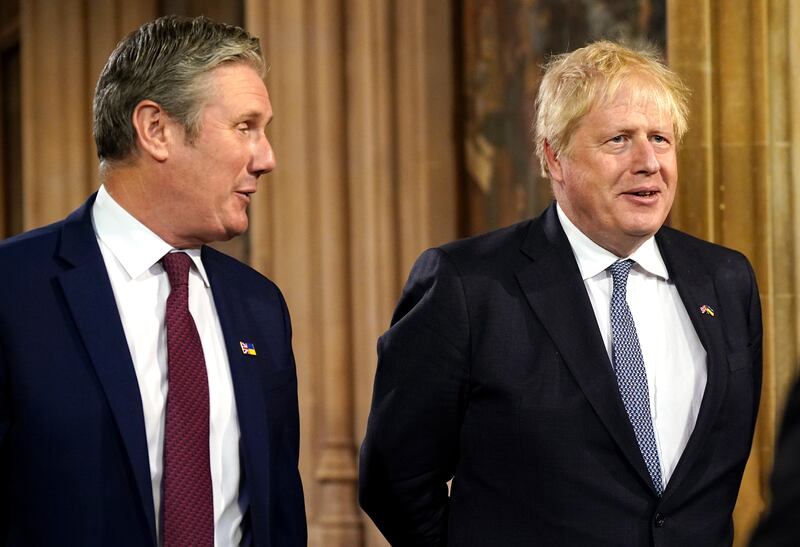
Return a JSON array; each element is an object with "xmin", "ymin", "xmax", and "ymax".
[
  {"xmin": 609, "ymin": 258, "xmax": 634, "ymax": 288},
  {"xmin": 161, "ymin": 252, "xmax": 192, "ymax": 288}
]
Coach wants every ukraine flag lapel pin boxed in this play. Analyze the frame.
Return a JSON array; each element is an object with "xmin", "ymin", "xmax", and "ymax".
[
  {"xmin": 700, "ymin": 304, "xmax": 716, "ymax": 317},
  {"xmin": 239, "ymin": 341, "xmax": 257, "ymax": 356}
]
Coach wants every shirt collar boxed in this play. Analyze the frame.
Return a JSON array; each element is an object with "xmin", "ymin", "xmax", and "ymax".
[
  {"xmin": 92, "ymin": 185, "xmax": 211, "ymax": 286},
  {"xmin": 555, "ymin": 202, "xmax": 669, "ymax": 281}
]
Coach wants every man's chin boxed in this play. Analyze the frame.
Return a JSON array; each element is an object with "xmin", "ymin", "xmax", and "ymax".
[
  {"xmin": 224, "ymin": 220, "xmax": 249, "ymax": 240},
  {"xmin": 622, "ymin": 214, "xmax": 668, "ymax": 238}
]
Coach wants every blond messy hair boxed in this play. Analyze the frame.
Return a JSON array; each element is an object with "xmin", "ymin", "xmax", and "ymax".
[{"xmin": 534, "ymin": 40, "xmax": 690, "ymax": 178}]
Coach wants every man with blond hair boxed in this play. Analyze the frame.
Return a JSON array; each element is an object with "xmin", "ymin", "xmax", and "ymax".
[
  {"xmin": 360, "ymin": 40, "xmax": 762, "ymax": 546},
  {"xmin": 0, "ymin": 15, "xmax": 305, "ymax": 546}
]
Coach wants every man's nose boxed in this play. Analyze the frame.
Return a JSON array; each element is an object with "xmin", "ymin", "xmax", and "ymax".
[
  {"xmin": 632, "ymin": 139, "xmax": 660, "ymax": 175},
  {"xmin": 252, "ymin": 134, "xmax": 276, "ymax": 177}
]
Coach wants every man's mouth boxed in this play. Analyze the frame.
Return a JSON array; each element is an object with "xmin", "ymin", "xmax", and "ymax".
[{"xmin": 235, "ymin": 191, "xmax": 255, "ymax": 204}]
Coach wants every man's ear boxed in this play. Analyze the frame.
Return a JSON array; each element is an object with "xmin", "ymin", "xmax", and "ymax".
[
  {"xmin": 131, "ymin": 100, "xmax": 173, "ymax": 162},
  {"xmin": 544, "ymin": 140, "xmax": 564, "ymax": 182}
]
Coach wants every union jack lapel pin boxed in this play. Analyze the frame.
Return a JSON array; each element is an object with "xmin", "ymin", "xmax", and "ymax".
[
  {"xmin": 240, "ymin": 341, "xmax": 257, "ymax": 356},
  {"xmin": 700, "ymin": 304, "xmax": 716, "ymax": 317}
]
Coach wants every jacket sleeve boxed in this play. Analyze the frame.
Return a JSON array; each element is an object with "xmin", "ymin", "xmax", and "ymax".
[
  {"xmin": 747, "ymin": 258, "xmax": 763, "ymax": 427},
  {"xmin": 274, "ymin": 286, "xmax": 308, "ymax": 546},
  {"xmin": 748, "ymin": 378, "xmax": 800, "ymax": 547},
  {"xmin": 0, "ymin": 333, "xmax": 8, "ymax": 541},
  {"xmin": 359, "ymin": 248, "xmax": 470, "ymax": 546}
]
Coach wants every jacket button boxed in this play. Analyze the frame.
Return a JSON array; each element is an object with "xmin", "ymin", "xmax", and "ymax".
[{"xmin": 654, "ymin": 513, "xmax": 666, "ymax": 528}]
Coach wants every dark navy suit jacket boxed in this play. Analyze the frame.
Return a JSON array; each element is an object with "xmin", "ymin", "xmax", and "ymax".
[
  {"xmin": 0, "ymin": 195, "xmax": 306, "ymax": 546},
  {"xmin": 749, "ymin": 377, "xmax": 800, "ymax": 547},
  {"xmin": 360, "ymin": 203, "xmax": 762, "ymax": 547}
]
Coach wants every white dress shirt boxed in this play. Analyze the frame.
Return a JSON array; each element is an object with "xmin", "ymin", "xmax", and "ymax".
[
  {"xmin": 556, "ymin": 203, "xmax": 707, "ymax": 487},
  {"xmin": 92, "ymin": 185, "xmax": 244, "ymax": 547}
]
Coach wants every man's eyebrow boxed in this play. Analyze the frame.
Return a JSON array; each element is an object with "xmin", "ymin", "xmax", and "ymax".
[
  {"xmin": 238, "ymin": 109, "xmax": 268, "ymax": 121},
  {"xmin": 602, "ymin": 125, "xmax": 673, "ymax": 134}
]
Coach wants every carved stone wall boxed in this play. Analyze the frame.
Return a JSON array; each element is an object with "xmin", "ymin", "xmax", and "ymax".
[
  {"xmin": 20, "ymin": 0, "xmax": 156, "ymax": 229},
  {"xmin": 668, "ymin": 1, "xmax": 800, "ymax": 543},
  {"xmin": 247, "ymin": 2, "xmax": 457, "ymax": 545}
]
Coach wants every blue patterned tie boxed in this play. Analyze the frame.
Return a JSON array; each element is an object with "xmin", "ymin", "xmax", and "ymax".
[{"xmin": 609, "ymin": 259, "xmax": 663, "ymax": 496}]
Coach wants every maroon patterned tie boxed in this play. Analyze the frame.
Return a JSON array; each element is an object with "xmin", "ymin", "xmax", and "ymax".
[{"xmin": 161, "ymin": 252, "xmax": 214, "ymax": 547}]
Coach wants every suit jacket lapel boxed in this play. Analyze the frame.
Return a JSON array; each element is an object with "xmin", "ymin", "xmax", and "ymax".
[
  {"xmin": 56, "ymin": 196, "xmax": 157, "ymax": 544},
  {"xmin": 202, "ymin": 248, "xmax": 272, "ymax": 546},
  {"xmin": 655, "ymin": 229, "xmax": 729, "ymax": 501},
  {"xmin": 515, "ymin": 204, "xmax": 657, "ymax": 494}
]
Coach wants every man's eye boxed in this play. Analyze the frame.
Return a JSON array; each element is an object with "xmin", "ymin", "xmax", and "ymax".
[
  {"xmin": 609, "ymin": 135, "xmax": 626, "ymax": 144},
  {"xmin": 237, "ymin": 124, "xmax": 250, "ymax": 133},
  {"xmin": 652, "ymin": 135, "xmax": 669, "ymax": 144}
]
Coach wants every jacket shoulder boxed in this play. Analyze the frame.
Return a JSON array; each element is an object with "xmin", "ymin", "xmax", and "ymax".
[
  {"xmin": 437, "ymin": 218, "xmax": 533, "ymax": 267},
  {"xmin": 202, "ymin": 245, "xmax": 284, "ymax": 296},
  {"xmin": 658, "ymin": 225, "xmax": 753, "ymax": 269},
  {"xmin": 0, "ymin": 220, "xmax": 65, "ymax": 270}
]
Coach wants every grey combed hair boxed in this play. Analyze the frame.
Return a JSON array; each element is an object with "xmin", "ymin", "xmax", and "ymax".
[{"xmin": 93, "ymin": 15, "xmax": 266, "ymax": 164}]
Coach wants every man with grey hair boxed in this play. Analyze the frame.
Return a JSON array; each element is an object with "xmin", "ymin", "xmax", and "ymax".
[
  {"xmin": 361, "ymin": 40, "xmax": 761, "ymax": 546},
  {"xmin": 0, "ymin": 15, "xmax": 305, "ymax": 546}
]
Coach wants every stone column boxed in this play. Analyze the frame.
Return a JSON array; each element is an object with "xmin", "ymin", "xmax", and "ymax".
[
  {"xmin": 669, "ymin": 1, "xmax": 800, "ymax": 543},
  {"xmin": 247, "ymin": 1, "xmax": 457, "ymax": 545},
  {"xmin": 20, "ymin": 0, "xmax": 155, "ymax": 228}
]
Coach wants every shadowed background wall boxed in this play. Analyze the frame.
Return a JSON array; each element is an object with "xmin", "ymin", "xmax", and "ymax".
[{"xmin": 0, "ymin": 1, "xmax": 795, "ymax": 546}]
